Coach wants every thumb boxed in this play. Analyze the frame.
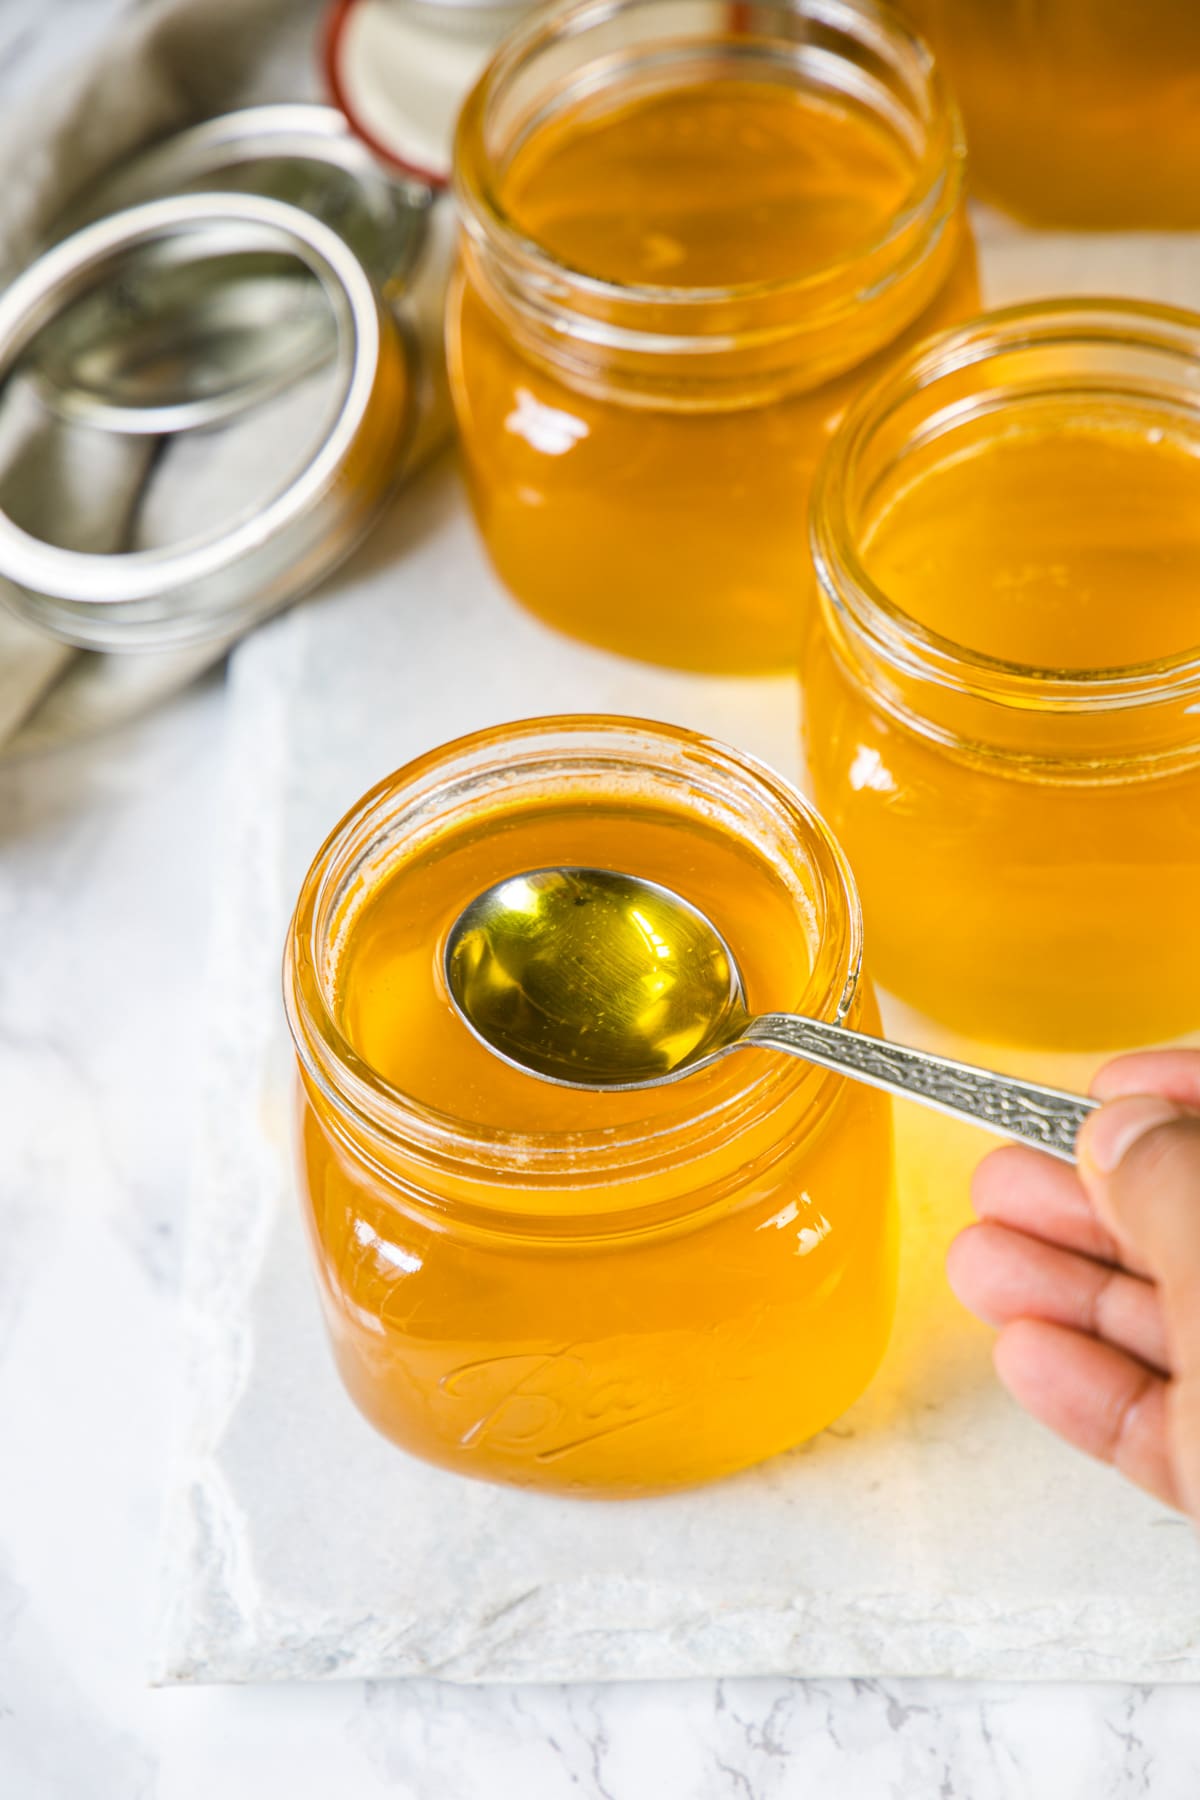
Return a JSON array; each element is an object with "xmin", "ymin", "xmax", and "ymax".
[{"xmin": 1077, "ymin": 1096, "xmax": 1200, "ymax": 1520}]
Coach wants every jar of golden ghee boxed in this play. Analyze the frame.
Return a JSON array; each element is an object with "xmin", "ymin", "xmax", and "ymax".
[
  {"xmin": 898, "ymin": 1, "xmax": 1200, "ymax": 229},
  {"xmin": 803, "ymin": 301, "xmax": 1200, "ymax": 1054},
  {"xmin": 283, "ymin": 716, "xmax": 896, "ymax": 1495},
  {"xmin": 447, "ymin": 0, "xmax": 978, "ymax": 674}
]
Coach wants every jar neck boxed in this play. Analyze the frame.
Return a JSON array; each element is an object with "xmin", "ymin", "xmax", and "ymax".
[
  {"xmin": 453, "ymin": 0, "xmax": 967, "ymax": 407},
  {"xmin": 810, "ymin": 301, "xmax": 1200, "ymax": 781}
]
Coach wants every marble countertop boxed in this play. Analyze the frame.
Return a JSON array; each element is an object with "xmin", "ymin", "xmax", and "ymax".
[
  {"xmin": 2, "ymin": 3, "xmax": 1200, "ymax": 1794},
  {"xmin": 6, "ymin": 683, "xmax": 1200, "ymax": 1798}
]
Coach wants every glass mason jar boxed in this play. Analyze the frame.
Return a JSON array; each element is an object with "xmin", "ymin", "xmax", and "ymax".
[
  {"xmin": 283, "ymin": 715, "xmax": 896, "ymax": 1495},
  {"xmin": 898, "ymin": 0, "xmax": 1200, "ymax": 229},
  {"xmin": 447, "ymin": 0, "xmax": 978, "ymax": 675},
  {"xmin": 803, "ymin": 302, "xmax": 1200, "ymax": 1053}
]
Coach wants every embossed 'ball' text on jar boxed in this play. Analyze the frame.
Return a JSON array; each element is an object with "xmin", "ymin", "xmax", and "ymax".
[
  {"xmin": 447, "ymin": 0, "xmax": 978, "ymax": 674},
  {"xmin": 283, "ymin": 717, "xmax": 896, "ymax": 1495},
  {"xmin": 803, "ymin": 302, "xmax": 1200, "ymax": 1053}
]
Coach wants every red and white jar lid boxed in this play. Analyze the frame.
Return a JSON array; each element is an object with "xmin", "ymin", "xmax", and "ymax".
[{"xmin": 324, "ymin": 0, "xmax": 536, "ymax": 187}]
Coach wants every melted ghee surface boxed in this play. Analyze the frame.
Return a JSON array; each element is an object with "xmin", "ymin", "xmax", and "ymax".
[
  {"xmin": 335, "ymin": 799, "xmax": 813, "ymax": 1131},
  {"xmin": 861, "ymin": 410, "xmax": 1200, "ymax": 670},
  {"xmin": 501, "ymin": 81, "xmax": 917, "ymax": 289}
]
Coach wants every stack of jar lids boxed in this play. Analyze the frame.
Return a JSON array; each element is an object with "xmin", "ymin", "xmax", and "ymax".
[{"xmin": 0, "ymin": 104, "xmax": 434, "ymax": 651}]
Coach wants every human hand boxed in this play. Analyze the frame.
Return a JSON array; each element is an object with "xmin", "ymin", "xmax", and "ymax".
[{"xmin": 947, "ymin": 1049, "xmax": 1200, "ymax": 1520}]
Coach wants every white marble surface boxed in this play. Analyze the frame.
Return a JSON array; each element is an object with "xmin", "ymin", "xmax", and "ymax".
[
  {"xmin": 2, "ymin": 1, "xmax": 1200, "ymax": 1792},
  {"xmin": 159, "ymin": 457, "xmax": 1200, "ymax": 1691},
  {"xmin": 2, "ymin": 663, "xmax": 1199, "ymax": 1794}
]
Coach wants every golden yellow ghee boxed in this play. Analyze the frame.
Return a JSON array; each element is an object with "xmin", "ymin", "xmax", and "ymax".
[
  {"xmin": 900, "ymin": 0, "xmax": 1200, "ymax": 228},
  {"xmin": 449, "ymin": 0, "xmax": 978, "ymax": 673},
  {"xmin": 285, "ymin": 718, "xmax": 897, "ymax": 1494},
  {"xmin": 804, "ymin": 304, "xmax": 1200, "ymax": 1051}
]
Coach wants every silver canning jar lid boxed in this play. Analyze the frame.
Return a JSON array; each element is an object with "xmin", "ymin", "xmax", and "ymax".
[
  {"xmin": 31, "ymin": 102, "xmax": 431, "ymax": 435},
  {"xmin": 0, "ymin": 191, "xmax": 412, "ymax": 652},
  {"xmin": 50, "ymin": 101, "xmax": 431, "ymax": 245}
]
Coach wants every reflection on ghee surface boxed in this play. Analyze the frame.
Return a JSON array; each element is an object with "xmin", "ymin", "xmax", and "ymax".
[
  {"xmin": 445, "ymin": 867, "xmax": 742, "ymax": 1088},
  {"xmin": 502, "ymin": 84, "xmax": 917, "ymax": 290}
]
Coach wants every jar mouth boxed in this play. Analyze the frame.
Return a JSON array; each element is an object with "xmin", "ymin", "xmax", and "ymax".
[
  {"xmin": 283, "ymin": 715, "xmax": 864, "ymax": 1191},
  {"xmin": 811, "ymin": 298, "xmax": 1200, "ymax": 715},
  {"xmin": 452, "ymin": 0, "xmax": 965, "ymax": 394}
]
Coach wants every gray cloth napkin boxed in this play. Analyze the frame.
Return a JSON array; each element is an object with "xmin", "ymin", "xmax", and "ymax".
[{"xmin": 0, "ymin": 0, "xmax": 454, "ymax": 757}]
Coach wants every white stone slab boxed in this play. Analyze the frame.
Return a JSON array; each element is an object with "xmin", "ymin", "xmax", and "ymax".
[{"xmin": 159, "ymin": 224, "xmax": 1200, "ymax": 1685}]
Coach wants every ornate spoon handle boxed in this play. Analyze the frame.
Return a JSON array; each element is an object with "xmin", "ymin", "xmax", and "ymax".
[{"xmin": 742, "ymin": 1013, "xmax": 1097, "ymax": 1163}]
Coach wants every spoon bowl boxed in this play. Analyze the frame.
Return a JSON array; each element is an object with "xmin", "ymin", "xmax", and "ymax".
[
  {"xmin": 444, "ymin": 866, "xmax": 750, "ymax": 1089},
  {"xmin": 445, "ymin": 865, "xmax": 1099, "ymax": 1161}
]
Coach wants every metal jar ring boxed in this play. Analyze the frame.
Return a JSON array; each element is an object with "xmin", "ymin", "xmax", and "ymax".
[{"xmin": 0, "ymin": 191, "xmax": 411, "ymax": 650}]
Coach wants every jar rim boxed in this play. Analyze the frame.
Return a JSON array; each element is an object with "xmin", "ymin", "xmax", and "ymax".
[
  {"xmin": 811, "ymin": 297, "xmax": 1200, "ymax": 713},
  {"xmin": 283, "ymin": 714, "xmax": 864, "ymax": 1192},
  {"xmin": 452, "ymin": 0, "xmax": 964, "ymax": 310}
]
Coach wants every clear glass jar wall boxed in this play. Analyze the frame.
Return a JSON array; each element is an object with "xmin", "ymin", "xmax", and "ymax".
[
  {"xmin": 448, "ymin": 0, "xmax": 978, "ymax": 674},
  {"xmin": 804, "ymin": 303, "xmax": 1200, "ymax": 1052},
  {"xmin": 284, "ymin": 717, "xmax": 896, "ymax": 1494}
]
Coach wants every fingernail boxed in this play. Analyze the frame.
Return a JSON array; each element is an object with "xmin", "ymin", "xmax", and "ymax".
[{"xmin": 1079, "ymin": 1095, "xmax": 1182, "ymax": 1176}]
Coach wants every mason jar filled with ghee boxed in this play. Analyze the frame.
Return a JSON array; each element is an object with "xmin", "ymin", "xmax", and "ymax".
[
  {"xmin": 898, "ymin": 0, "xmax": 1200, "ymax": 229},
  {"xmin": 283, "ymin": 716, "xmax": 896, "ymax": 1495},
  {"xmin": 804, "ymin": 302, "xmax": 1200, "ymax": 1053},
  {"xmin": 447, "ymin": 0, "xmax": 978, "ymax": 673}
]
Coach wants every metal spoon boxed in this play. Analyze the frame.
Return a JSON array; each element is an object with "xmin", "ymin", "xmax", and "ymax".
[{"xmin": 444, "ymin": 867, "xmax": 1097, "ymax": 1163}]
